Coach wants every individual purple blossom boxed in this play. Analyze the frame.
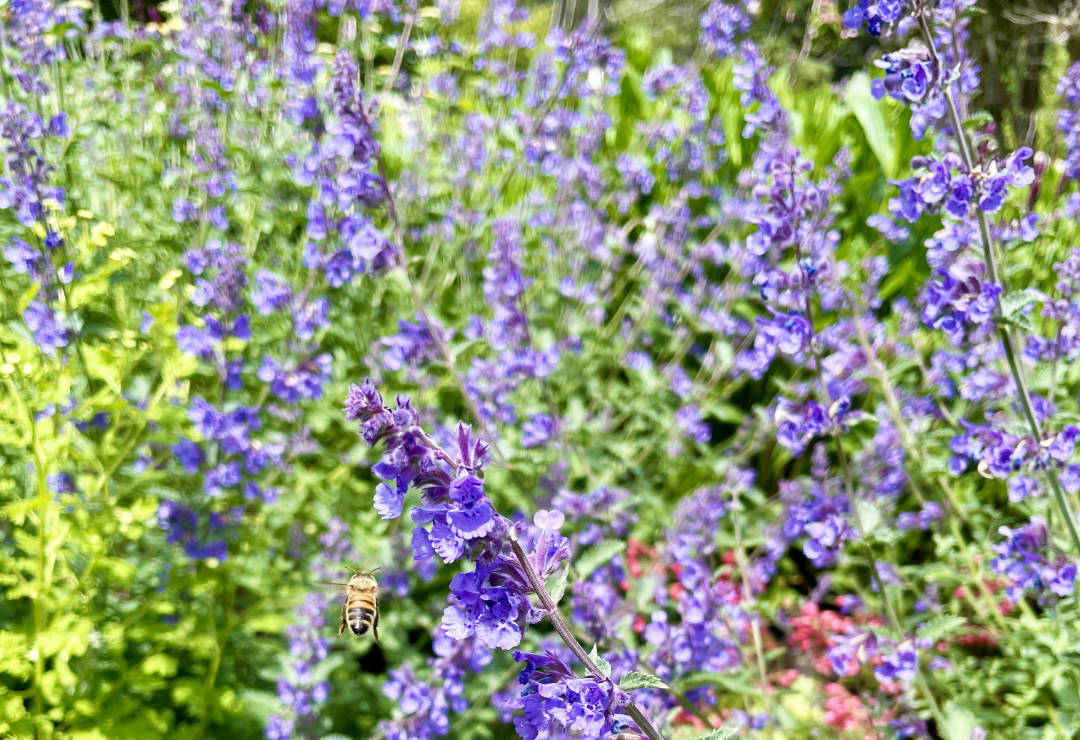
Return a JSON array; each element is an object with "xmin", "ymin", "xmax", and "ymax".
[
  {"xmin": 257, "ymin": 354, "xmax": 332, "ymax": 403},
  {"xmin": 920, "ymin": 268, "xmax": 1000, "ymax": 345},
  {"xmin": 675, "ymin": 405, "xmax": 710, "ymax": 444},
  {"xmin": 872, "ymin": 47, "xmax": 935, "ymax": 103},
  {"xmin": 773, "ymin": 398, "xmax": 829, "ymax": 456},
  {"xmin": 977, "ymin": 147, "xmax": 1035, "ymax": 214},
  {"xmin": 293, "ymin": 297, "xmax": 330, "ymax": 340},
  {"xmin": 896, "ymin": 501, "xmax": 943, "ymax": 530},
  {"xmin": 48, "ymin": 472, "xmax": 77, "ymax": 494},
  {"xmin": 514, "ymin": 673, "xmax": 625, "ymax": 739},
  {"xmin": 827, "ymin": 629, "xmax": 878, "ymax": 677},
  {"xmin": 157, "ymin": 499, "xmax": 229, "ymax": 562},
  {"xmin": 173, "ymin": 438, "xmax": 205, "ymax": 474},
  {"xmin": 381, "ymin": 317, "xmax": 443, "ymax": 372}
]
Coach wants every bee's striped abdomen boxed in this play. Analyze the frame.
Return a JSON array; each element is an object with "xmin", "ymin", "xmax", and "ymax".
[
  {"xmin": 346, "ymin": 592, "xmax": 377, "ymax": 635},
  {"xmin": 337, "ymin": 570, "xmax": 381, "ymax": 642}
]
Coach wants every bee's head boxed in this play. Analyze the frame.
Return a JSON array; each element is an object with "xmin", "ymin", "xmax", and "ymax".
[{"xmin": 348, "ymin": 572, "xmax": 379, "ymax": 590}]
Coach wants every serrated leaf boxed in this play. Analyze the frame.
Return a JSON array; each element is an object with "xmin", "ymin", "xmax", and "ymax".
[
  {"xmin": 917, "ymin": 615, "xmax": 967, "ymax": 643},
  {"xmin": 618, "ymin": 671, "xmax": 669, "ymax": 691},
  {"xmin": 545, "ymin": 564, "xmax": 570, "ymax": 605},
  {"xmin": 575, "ymin": 540, "xmax": 626, "ymax": 580},
  {"xmin": 1, "ymin": 495, "xmax": 48, "ymax": 526},
  {"xmin": 1001, "ymin": 288, "xmax": 1043, "ymax": 319},
  {"xmin": 588, "ymin": 645, "xmax": 611, "ymax": 678}
]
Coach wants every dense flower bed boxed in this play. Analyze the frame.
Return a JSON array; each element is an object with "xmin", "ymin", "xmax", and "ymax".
[{"xmin": 2, "ymin": 1, "xmax": 1080, "ymax": 738}]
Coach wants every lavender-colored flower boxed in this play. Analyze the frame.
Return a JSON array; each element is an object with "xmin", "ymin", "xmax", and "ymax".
[
  {"xmin": 874, "ymin": 642, "xmax": 918, "ymax": 683},
  {"xmin": 843, "ymin": 0, "xmax": 905, "ymax": 35},
  {"xmin": 991, "ymin": 517, "xmax": 1077, "ymax": 602},
  {"xmin": 520, "ymin": 414, "xmax": 556, "ymax": 448},
  {"xmin": 252, "ymin": 270, "xmax": 292, "ymax": 315},
  {"xmin": 173, "ymin": 438, "xmax": 205, "ymax": 474},
  {"xmin": 23, "ymin": 301, "xmax": 67, "ymax": 354},
  {"xmin": 699, "ymin": 0, "xmax": 749, "ymax": 58}
]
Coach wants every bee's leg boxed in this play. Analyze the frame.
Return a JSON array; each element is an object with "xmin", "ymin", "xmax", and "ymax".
[
  {"xmin": 373, "ymin": 607, "xmax": 380, "ymax": 644},
  {"xmin": 338, "ymin": 603, "xmax": 346, "ymax": 637}
]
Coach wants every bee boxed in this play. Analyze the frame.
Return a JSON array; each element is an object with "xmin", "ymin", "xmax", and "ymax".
[{"xmin": 326, "ymin": 569, "xmax": 382, "ymax": 641}]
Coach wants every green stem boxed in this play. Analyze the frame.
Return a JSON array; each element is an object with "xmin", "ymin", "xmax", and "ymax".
[
  {"xmin": 730, "ymin": 492, "xmax": 772, "ymax": 710},
  {"xmin": 198, "ymin": 580, "xmax": 234, "ymax": 739}
]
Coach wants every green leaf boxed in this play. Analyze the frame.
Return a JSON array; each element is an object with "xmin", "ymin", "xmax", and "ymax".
[
  {"xmin": 81, "ymin": 344, "xmax": 127, "ymax": 394},
  {"xmin": 575, "ymin": 540, "xmax": 626, "ymax": 580},
  {"xmin": 843, "ymin": 72, "xmax": 897, "ymax": 177},
  {"xmin": 855, "ymin": 499, "xmax": 881, "ymax": 536},
  {"xmin": 698, "ymin": 727, "xmax": 738, "ymax": 740},
  {"xmin": 917, "ymin": 615, "xmax": 967, "ymax": 643},
  {"xmin": 588, "ymin": 645, "xmax": 612, "ymax": 678},
  {"xmin": 1000, "ymin": 288, "xmax": 1043, "ymax": 333},
  {"xmin": 141, "ymin": 653, "xmax": 179, "ymax": 678},
  {"xmin": 545, "ymin": 564, "xmax": 570, "ymax": 605},
  {"xmin": 1, "ymin": 495, "xmax": 48, "ymax": 526},
  {"xmin": 618, "ymin": 671, "xmax": 669, "ymax": 691},
  {"xmin": 940, "ymin": 702, "xmax": 978, "ymax": 740}
]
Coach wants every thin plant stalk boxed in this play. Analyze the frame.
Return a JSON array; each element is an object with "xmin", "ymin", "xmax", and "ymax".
[
  {"xmin": 507, "ymin": 537, "xmax": 667, "ymax": 740},
  {"xmin": 416, "ymin": 430, "xmax": 666, "ymax": 740},
  {"xmin": 795, "ymin": 253, "xmax": 947, "ymax": 727},
  {"xmin": 915, "ymin": 9, "xmax": 1080, "ymax": 558}
]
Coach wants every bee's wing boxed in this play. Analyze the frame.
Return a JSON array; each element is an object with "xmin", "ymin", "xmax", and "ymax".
[{"xmin": 315, "ymin": 581, "xmax": 350, "ymax": 588}]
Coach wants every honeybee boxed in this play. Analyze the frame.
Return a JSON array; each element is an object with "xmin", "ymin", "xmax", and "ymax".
[{"xmin": 327, "ymin": 569, "xmax": 382, "ymax": 641}]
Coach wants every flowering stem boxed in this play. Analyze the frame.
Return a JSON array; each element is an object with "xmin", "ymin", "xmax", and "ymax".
[
  {"xmin": 358, "ymin": 104, "xmax": 509, "ymax": 466},
  {"xmin": 795, "ymin": 260, "xmax": 946, "ymax": 726},
  {"xmin": 836, "ymin": 436, "xmax": 948, "ymax": 727},
  {"xmin": 506, "ymin": 537, "xmax": 666, "ymax": 740},
  {"xmin": 846, "ymin": 306, "xmax": 1009, "ymax": 631},
  {"xmin": 916, "ymin": 9, "xmax": 1080, "ymax": 558}
]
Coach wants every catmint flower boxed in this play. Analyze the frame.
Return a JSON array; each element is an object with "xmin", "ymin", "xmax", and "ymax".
[
  {"xmin": 47, "ymin": 472, "xmax": 77, "ymax": 494},
  {"xmin": 874, "ymin": 641, "xmax": 918, "ymax": 683},
  {"xmin": 991, "ymin": 517, "xmax": 1077, "ymax": 602},
  {"xmin": 520, "ymin": 414, "xmax": 556, "ymax": 448},
  {"xmin": 699, "ymin": 0, "xmax": 749, "ymax": 58},
  {"xmin": 873, "ymin": 47, "xmax": 935, "ymax": 103},
  {"xmin": 23, "ymin": 301, "xmax": 68, "ymax": 354},
  {"xmin": 173, "ymin": 438, "xmax": 205, "ymax": 474},
  {"xmin": 252, "ymin": 270, "xmax": 292, "ymax": 315},
  {"xmin": 843, "ymin": 0, "xmax": 905, "ymax": 35}
]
